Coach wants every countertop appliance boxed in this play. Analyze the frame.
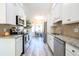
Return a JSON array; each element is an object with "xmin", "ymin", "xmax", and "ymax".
[
  {"xmin": 54, "ymin": 37, "xmax": 65, "ymax": 56},
  {"xmin": 10, "ymin": 27, "xmax": 18, "ymax": 35}
]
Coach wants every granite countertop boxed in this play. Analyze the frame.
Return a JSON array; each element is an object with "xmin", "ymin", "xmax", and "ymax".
[
  {"xmin": 0, "ymin": 34, "xmax": 23, "ymax": 39},
  {"xmin": 51, "ymin": 34, "xmax": 79, "ymax": 49}
]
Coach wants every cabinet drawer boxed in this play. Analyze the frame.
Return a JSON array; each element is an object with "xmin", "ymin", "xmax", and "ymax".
[
  {"xmin": 66, "ymin": 43, "xmax": 79, "ymax": 56},
  {"xmin": 66, "ymin": 49, "xmax": 74, "ymax": 56}
]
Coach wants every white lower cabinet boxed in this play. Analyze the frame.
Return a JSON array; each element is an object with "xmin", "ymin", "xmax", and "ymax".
[
  {"xmin": 15, "ymin": 36, "xmax": 23, "ymax": 56},
  {"xmin": 66, "ymin": 49, "xmax": 73, "ymax": 56},
  {"xmin": 66, "ymin": 43, "xmax": 79, "ymax": 56},
  {"xmin": 47, "ymin": 34, "xmax": 54, "ymax": 52},
  {"xmin": 0, "ymin": 39, "xmax": 15, "ymax": 56},
  {"xmin": 0, "ymin": 36, "xmax": 23, "ymax": 56}
]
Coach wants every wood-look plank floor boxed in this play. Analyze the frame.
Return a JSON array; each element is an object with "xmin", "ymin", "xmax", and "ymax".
[{"xmin": 23, "ymin": 37, "xmax": 53, "ymax": 56}]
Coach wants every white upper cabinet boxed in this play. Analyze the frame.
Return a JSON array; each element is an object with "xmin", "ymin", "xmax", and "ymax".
[
  {"xmin": 52, "ymin": 3, "xmax": 63, "ymax": 23},
  {"xmin": 6, "ymin": 3, "xmax": 16, "ymax": 25},
  {"xmin": 16, "ymin": 4, "xmax": 25, "ymax": 18},
  {"xmin": 0, "ymin": 3, "xmax": 6, "ymax": 23},
  {"xmin": 0, "ymin": 3, "xmax": 16, "ymax": 25},
  {"xmin": 62, "ymin": 3, "xmax": 79, "ymax": 24}
]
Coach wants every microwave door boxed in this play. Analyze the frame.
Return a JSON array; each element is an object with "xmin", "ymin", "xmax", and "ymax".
[{"xmin": 16, "ymin": 15, "xmax": 24, "ymax": 26}]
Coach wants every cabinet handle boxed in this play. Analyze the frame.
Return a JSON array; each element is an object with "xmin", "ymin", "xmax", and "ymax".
[{"xmin": 72, "ymin": 50, "xmax": 75, "ymax": 53}]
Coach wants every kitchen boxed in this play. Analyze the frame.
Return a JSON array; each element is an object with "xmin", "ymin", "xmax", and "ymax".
[
  {"xmin": 0, "ymin": 3, "xmax": 31, "ymax": 56},
  {"xmin": 0, "ymin": 3, "xmax": 79, "ymax": 56}
]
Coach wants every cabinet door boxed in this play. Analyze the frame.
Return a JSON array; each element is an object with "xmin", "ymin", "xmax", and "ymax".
[
  {"xmin": 66, "ymin": 50, "xmax": 74, "ymax": 56},
  {"xmin": 47, "ymin": 34, "xmax": 49, "ymax": 43},
  {"xmin": 0, "ymin": 3, "xmax": 6, "ymax": 23},
  {"xmin": 16, "ymin": 4, "xmax": 23, "ymax": 17},
  {"xmin": 47, "ymin": 35, "xmax": 51, "ymax": 47},
  {"xmin": 53, "ymin": 3, "xmax": 63, "ymax": 23},
  {"xmin": 6, "ymin": 3, "xmax": 16, "ymax": 25},
  {"xmin": 0, "ymin": 39, "xmax": 15, "ymax": 56},
  {"xmin": 47, "ymin": 35, "xmax": 54, "ymax": 52},
  {"xmin": 62, "ymin": 3, "xmax": 79, "ymax": 24},
  {"xmin": 15, "ymin": 37, "xmax": 22, "ymax": 56},
  {"xmin": 50, "ymin": 36, "xmax": 54, "ymax": 52}
]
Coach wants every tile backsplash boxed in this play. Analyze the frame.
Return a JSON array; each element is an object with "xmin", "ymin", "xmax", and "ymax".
[
  {"xmin": 0, "ymin": 24, "xmax": 15, "ymax": 32},
  {"xmin": 63, "ymin": 23, "xmax": 79, "ymax": 39},
  {"xmin": 51, "ymin": 21, "xmax": 63, "ymax": 34},
  {"xmin": 52, "ymin": 22, "xmax": 79, "ymax": 39}
]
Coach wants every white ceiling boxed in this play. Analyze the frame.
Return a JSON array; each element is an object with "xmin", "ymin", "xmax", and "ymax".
[{"xmin": 23, "ymin": 3, "xmax": 53, "ymax": 19}]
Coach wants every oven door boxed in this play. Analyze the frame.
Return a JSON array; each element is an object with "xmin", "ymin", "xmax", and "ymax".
[{"xmin": 54, "ymin": 37, "xmax": 65, "ymax": 56}]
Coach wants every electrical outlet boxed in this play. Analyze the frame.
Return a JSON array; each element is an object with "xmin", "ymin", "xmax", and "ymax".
[{"xmin": 74, "ymin": 28, "xmax": 79, "ymax": 33}]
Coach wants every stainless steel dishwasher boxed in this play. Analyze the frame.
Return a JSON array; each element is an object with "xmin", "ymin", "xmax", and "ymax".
[{"xmin": 54, "ymin": 37, "xmax": 65, "ymax": 56}]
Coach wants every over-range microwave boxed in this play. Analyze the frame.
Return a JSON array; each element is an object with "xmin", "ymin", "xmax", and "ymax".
[{"xmin": 16, "ymin": 15, "xmax": 24, "ymax": 26}]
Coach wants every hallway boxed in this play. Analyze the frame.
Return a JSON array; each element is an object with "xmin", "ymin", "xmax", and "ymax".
[{"xmin": 24, "ymin": 36, "xmax": 53, "ymax": 56}]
